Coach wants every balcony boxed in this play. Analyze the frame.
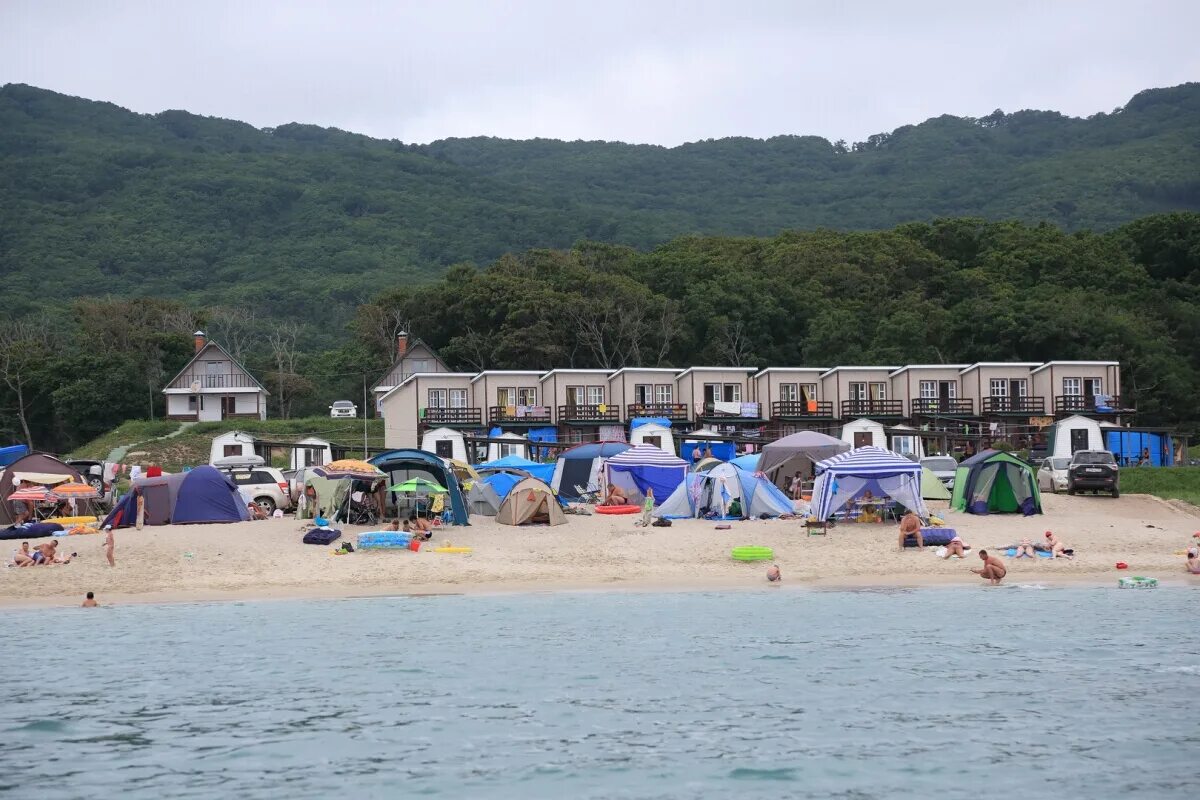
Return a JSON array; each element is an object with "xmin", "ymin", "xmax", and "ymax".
[
  {"xmin": 174, "ymin": 372, "xmax": 260, "ymax": 389},
  {"xmin": 772, "ymin": 400, "xmax": 835, "ymax": 419},
  {"xmin": 981, "ymin": 396, "xmax": 1046, "ymax": 415},
  {"xmin": 557, "ymin": 404, "xmax": 620, "ymax": 424},
  {"xmin": 626, "ymin": 403, "xmax": 690, "ymax": 422},
  {"xmin": 839, "ymin": 399, "xmax": 905, "ymax": 418},
  {"xmin": 421, "ymin": 407, "xmax": 482, "ymax": 426},
  {"xmin": 489, "ymin": 405, "xmax": 553, "ymax": 425},
  {"xmin": 911, "ymin": 398, "xmax": 975, "ymax": 416},
  {"xmin": 701, "ymin": 402, "xmax": 763, "ymax": 421},
  {"xmin": 1055, "ymin": 395, "xmax": 1128, "ymax": 415}
]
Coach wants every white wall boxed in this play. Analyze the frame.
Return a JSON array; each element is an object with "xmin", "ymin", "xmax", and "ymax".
[
  {"xmin": 290, "ymin": 438, "xmax": 332, "ymax": 470},
  {"xmin": 1051, "ymin": 416, "xmax": 1104, "ymax": 458},
  {"xmin": 630, "ymin": 423, "xmax": 676, "ymax": 455},
  {"xmin": 209, "ymin": 432, "xmax": 256, "ymax": 463},
  {"xmin": 487, "ymin": 434, "xmax": 528, "ymax": 461},
  {"xmin": 421, "ymin": 428, "xmax": 468, "ymax": 462},
  {"xmin": 840, "ymin": 418, "xmax": 885, "ymax": 449}
]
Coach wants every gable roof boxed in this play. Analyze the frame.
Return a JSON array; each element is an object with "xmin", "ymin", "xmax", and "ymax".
[
  {"xmin": 163, "ymin": 341, "xmax": 268, "ymax": 394},
  {"xmin": 372, "ymin": 338, "xmax": 449, "ymax": 391}
]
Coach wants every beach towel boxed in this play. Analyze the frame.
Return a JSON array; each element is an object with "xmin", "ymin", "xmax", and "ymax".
[{"xmin": 1004, "ymin": 547, "xmax": 1053, "ymax": 558}]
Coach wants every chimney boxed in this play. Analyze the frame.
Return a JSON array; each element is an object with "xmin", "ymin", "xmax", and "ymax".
[
  {"xmin": 397, "ymin": 331, "xmax": 409, "ymax": 358},
  {"xmin": 193, "ymin": 330, "xmax": 207, "ymax": 353}
]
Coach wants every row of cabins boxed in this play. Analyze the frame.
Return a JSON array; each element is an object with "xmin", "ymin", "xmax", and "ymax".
[{"xmin": 375, "ymin": 336, "xmax": 1128, "ymax": 450}]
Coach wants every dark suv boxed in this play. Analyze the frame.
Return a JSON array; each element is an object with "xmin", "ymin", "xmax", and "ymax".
[{"xmin": 1067, "ymin": 450, "xmax": 1120, "ymax": 498}]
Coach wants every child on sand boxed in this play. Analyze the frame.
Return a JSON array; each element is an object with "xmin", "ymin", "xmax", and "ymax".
[
  {"xmin": 104, "ymin": 529, "xmax": 115, "ymax": 567},
  {"xmin": 1186, "ymin": 548, "xmax": 1200, "ymax": 575},
  {"xmin": 640, "ymin": 489, "xmax": 654, "ymax": 528},
  {"xmin": 766, "ymin": 564, "xmax": 781, "ymax": 583}
]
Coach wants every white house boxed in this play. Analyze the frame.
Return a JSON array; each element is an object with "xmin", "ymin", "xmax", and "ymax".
[
  {"xmin": 629, "ymin": 422, "xmax": 676, "ymax": 455},
  {"xmin": 1049, "ymin": 415, "xmax": 1104, "ymax": 459},
  {"xmin": 290, "ymin": 437, "xmax": 332, "ymax": 470},
  {"xmin": 164, "ymin": 332, "xmax": 269, "ymax": 421},
  {"xmin": 421, "ymin": 427, "xmax": 468, "ymax": 462},
  {"xmin": 209, "ymin": 431, "xmax": 257, "ymax": 463},
  {"xmin": 840, "ymin": 418, "xmax": 886, "ymax": 450}
]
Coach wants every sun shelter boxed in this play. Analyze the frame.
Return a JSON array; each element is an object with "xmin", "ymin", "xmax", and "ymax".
[
  {"xmin": 950, "ymin": 450, "xmax": 1042, "ymax": 516},
  {"xmin": 551, "ymin": 442, "xmax": 630, "ymax": 501},
  {"xmin": 602, "ymin": 444, "xmax": 688, "ymax": 506},
  {"xmin": 371, "ymin": 449, "xmax": 469, "ymax": 525},
  {"xmin": 477, "ymin": 454, "xmax": 555, "ymax": 484},
  {"xmin": 0, "ymin": 453, "xmax": 85, "ymax": 525},
  {"xmin": 496, "ymin": 477, "xmax": 566, "ymax": 526},
  {"xmin": 811, "ymin": 446, "xmax": 927, "ymax": 522},
  {"xmin": 466, "ymin": 479, "xmax": 503, "ymax": 516},
  {"xmin": 920, "ymin": 467, "xmax": 952, "ymax": 500},
  {"xmin": 758, "ymin": 431, "xmax": 850, "ymax": 489}
]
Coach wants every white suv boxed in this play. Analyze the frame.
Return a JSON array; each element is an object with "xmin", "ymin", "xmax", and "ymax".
[
  {"xmin": 215, "ymin": 464, "xmax": 293, "ymax": 514},
  {"xmin": 329, "ymin": 400, "xmax": 358, "ymax": 418}
]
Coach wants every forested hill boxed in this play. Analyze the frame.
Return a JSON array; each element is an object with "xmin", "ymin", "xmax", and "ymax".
[{"xmin": 2, "ymin": 81, "xmax": 1199, "ymax": 327}]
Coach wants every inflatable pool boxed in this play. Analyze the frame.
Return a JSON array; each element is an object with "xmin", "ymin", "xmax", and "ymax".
[
  {"xmin": 595, "ymin": 504, "xmax": 640, "ymax": 515},
  {"xmin": 1118, "ymin": 576, "xmax": 1158, "ymax": 589},
  {"xmin": 731, "ymin": 546, "xmax": 774, "ymax": 562},
  {"xmin": 357, "ymin": 531, "xmax": 415, "ymax": 549}
]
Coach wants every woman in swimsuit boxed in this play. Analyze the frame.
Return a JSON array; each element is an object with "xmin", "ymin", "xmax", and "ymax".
[
  {"xmin": 1014, "ymin": 538, "xmax": 1036, "ymax": 558},
  {"xmin": 942, "ymin": 534, "xmax": 966, "ymax": 559}
]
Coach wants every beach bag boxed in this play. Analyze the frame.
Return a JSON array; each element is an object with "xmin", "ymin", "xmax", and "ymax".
[
  {"xmin": 303, "ymin": 528, "xmax": 341, "ymax": 545},
  {"xmin": 651, "ymin": 518, "xmax": 672, "ymax": 527}
]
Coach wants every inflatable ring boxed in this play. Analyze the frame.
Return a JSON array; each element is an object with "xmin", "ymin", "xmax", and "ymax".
[
  {"xmin": 732, "ymin": 546, "xmax": 774, "ymax": 562},
  {"xmin": 595, "ymin": 504, "xmax": 640, "ymax": 515},
  {"xmin": 434, "ymin": 547, "xmax": 473, "ymax": 553},
  {"xmin": 1118, "ymin": 576, "xmax": 1157, "ymax": 589}
]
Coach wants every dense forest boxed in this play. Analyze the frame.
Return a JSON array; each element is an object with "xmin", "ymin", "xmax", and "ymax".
[
  {"xmin": 3, "ymin": 214, "xmax": 1198, "ymax": 453},
  {"xmin": 2, "ymin": 82, "xmax": 1199, "ymax": 342}
]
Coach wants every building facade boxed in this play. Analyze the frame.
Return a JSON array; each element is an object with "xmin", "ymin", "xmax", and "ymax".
[{"xmin": 163, "ymin": 332, "xmax": 269, "ymax": 421}]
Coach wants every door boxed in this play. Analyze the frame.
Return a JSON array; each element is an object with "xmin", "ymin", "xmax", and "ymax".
[
  {"xmin": 853, "ymin": 432, "xmax": 872, "ymax": 448},
  {"xmin": 1070, "ymin": 428, "xmax": 1089, "ymax": 454},
  {"xmin": 434, "ymin": 440, "xmax": 454, "ymax": 459},
  {"xmin": 221, "ymin": 396, "xmax": 237, "ymax": 418},
  {"xmin": 566, "ymin": 386, "xmax": 584, "ymax": 409}
]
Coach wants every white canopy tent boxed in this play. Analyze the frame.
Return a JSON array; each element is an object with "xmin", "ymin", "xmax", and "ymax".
[{"xmin": 811, "ymin": 446, "xmax": 928, "ymax": 522}]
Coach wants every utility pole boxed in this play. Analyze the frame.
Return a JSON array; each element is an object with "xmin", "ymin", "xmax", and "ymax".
[{"xmin": 362, "ymin": 373, "xmax": 369, "ymax": 459}]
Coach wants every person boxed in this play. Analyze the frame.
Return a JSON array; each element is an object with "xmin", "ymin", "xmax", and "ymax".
[
  {"xmin": 104, "ymin": 529, "xmax": 115, "ymax": 567},
  {"xmin": 898, "ymin": 512, "xmax": 923, "ymax": 550},
  {"xmin": 1139, "ymin": 448, "xmax": 1151, "ymax": 466},
  {"xmin": 971, "ymin": 549, "xmax": 1007, "ymax": 584},
  {"xmin": 10, "ymin": 481, "xmax": 33, "ymax": 525},
  {"xmin": 704, "ymin": 445, "xmax": 714, "ymax": 460},
  {"xmin": 1044, "ymin": 531, "xmax": 1070, "ymax": 559},
  {"xmin": 409, "ymin": 512, "xmax": 433, "ymax": 541},
  {"xmin": 247, "ymin": 502, "xmax": 268, "ymax": 521},
  {"xmin": 640, "ymin": 488, "xmax": 655, "ymax": 527},
  {"xmin": 691, "ymin": 448, "xmax": 701, "ymax": 466},
  {"xmin": 386, "ymin": 519, "xmax": 400, "ymax": 531},
  {"xmin": 790, "ymin": 472, "xmax": 803, "ymax": 501},
  {"xmin": 1013, "ymin": 537, "xmax": 1036, "ymax": 558},
  {"xmin": 941, "ymin": 533, "xmax": 966, "ymax": 559},
  {"xmin": 1186, "ymin": 548, "xmax": 1200, "ymax": 575},
  {"xmin": 766, "ymin": 564, "xmax": 781, "ymax": 583},
  {"xmin": 604, "ymin": 484, "xmax": 628, "ymax": 506},
  {"xmin": 35, "ymin": 540, "xmax": 71, "ymax": 565},
  {"xmin": 11, "ymin": 541, "xmax": 34, "ymax": 567},
  {"xmin": 82, "ymin": 591, "xmax": 98, "ymax": 608}
]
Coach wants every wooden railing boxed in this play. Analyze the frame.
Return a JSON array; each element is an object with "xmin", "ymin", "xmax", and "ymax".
[
  {"xmin": 771, "ymin": 400, "xmax": 835, "ymax": 418},
  {"xmin": 489, "ymin": 405, "xmax": 553, "ymax": 424},
  {"xmin": 421, "ymin": 407, "xmax": 482, "ymax": 425},
  {"xmin": 1055, "ymin": 395, "xmax": 1125, "ymax": 414},
  {"xmin": 626, "ymin": 403, "xmax": 690, "ymax": 421},
  {"xmin": 840, "ymin": 399, "xmax": 904, "ymax": 417},
  {"xmin": 557, "ymin": 404, "xmax": 620, "ymax": 422},
  {"xmin": 174, "ymin": 372, "xmax": 260, "ymax": 389},
  {"xmin": 981, "ymin": 396, "xmax": 1046, "ymax": 414},
  {"xmin": 910, "ymin": 398, "xmax": 974, "ymax": 415}
]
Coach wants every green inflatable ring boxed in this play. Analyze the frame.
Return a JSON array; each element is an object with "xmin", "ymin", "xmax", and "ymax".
[{"xmin": 731, "ymin": 546, "xmax": 774, "ymax": 562}]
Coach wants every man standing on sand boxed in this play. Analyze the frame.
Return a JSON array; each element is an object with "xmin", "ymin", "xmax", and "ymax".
[
  {"xmin": 971, "ymin": 550, "xmax": 1007, "ymax": 584},
  {"xmin": 898, "ymin": 511, "xmax": 923, "ymax": 550},
  {"xmin": 82, "ymin": 592, "xmax": 97, "ymax": 607}
]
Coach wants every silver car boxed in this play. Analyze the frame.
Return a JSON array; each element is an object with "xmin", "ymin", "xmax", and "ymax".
[
  {"xmin": 1037, "ymin": 457, "xmax": 1071, "ymax": 493},
  {"xmin": 920, "ymin": 456, "xmax": 957, "ymax": 489}
]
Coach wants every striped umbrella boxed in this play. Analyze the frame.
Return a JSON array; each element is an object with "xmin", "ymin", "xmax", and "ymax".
[
  {"xmin": 7, "ymin": 486, "xmax": 53, "ymax": 502},
  {"xmin": 52, "ymin": 482, "xmax": 101, "ymax": 500}
]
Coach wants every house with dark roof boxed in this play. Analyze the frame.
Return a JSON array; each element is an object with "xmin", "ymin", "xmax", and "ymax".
[{"xmin": 163, "ymin": 332, "xmax": 269, "ymax": 421}]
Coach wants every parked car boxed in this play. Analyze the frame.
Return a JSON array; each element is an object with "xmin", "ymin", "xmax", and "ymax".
[
  {"xmin": 1067, "ymin": 450, "xmax": 1120, "ymax": 498},
  {"xmin": 65, "ymin": 459, "xmax": 114, "ymax": 504},
  {"xmin": 1037, "ymin": 457, "xmax": 1071, "ymax": 493},
  {"xmin": 329, "ymin": 400, "xmax": 358, "ymax": 419},
  {"xmin": 919, "ymin": 456, "xmax": 958, "ymax": 489},
  {"xmin": 214, "ymin": 461, "xmax": 292, "ymax": 514}
]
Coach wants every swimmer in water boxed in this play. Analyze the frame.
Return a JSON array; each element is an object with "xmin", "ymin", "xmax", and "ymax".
[{"xmin": 766, "ymin": 564, "xmax": 781, "ymax": 583}]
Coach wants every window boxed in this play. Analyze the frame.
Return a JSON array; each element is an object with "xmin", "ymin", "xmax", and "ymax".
[
  {"xmin": 800, "ymin": 384, "xmax": 817, "ymax": 402},
  {"xmin": 869, "ymin": 382, "xmax": 887, "ymax": 400},
  {"xmin": 919, "ymin": 381, "xmax": 937, "ymax": 399},
  {"xmin": 497, "ymin": 387, "xmax": 515, "ymax": 407},
  {"xmin": 566, "ymin": 386, "xmax": 584, "ymax": 406},
  {"xmin": 1014, "ymin": 380, "xmax": 1028, "ymax": 397},
  {"xmin": 723, "ymin": 384, "xmax": 741, "ymax": 402},
  {"xmin": 892, "ymin": 435, "xmax": 917, "ymax": 456},
  {"xmin": 779, "ymin": 383, "xmax": 798, "ymax": 402},
  {"xmin": 434, "ymin": 440, "xmax": 454, "ymax": 458},
  {"xmin": 703, "ymin": 383, "xmax": 719, "ymax": 403},
  {"xmin": 654, "ymin": 384, "xmax": 673, "ymax": 404},
  {"xmin": 633, "ymin": 384, "xmax": 652, "ymax": 404},
  {"xmin": 498, "ymin": 442, "xmax": 520, "ymax": 458},
  {"xmin": 1063, "ymin": 378, "xmax": 1082, "ymax": 396},
  {"xmin": 941, "ymin": 381, "xmax": 957, "ymax": 399},
  {"xmin": 1084, "ymin": 378, "xmax": 1102, "ymax": 397},
  {"xmin": 427, "ymin": 388, "xmax": 447, "ymax": 408},
  {"xmin": 780, "ymin": 424, "xmax": 797, "ymax": 436},
  {"xmin": 586, "ymin": 385, "xmax": 605, "ymax": 405},
  {"xmin": 517, "ymin": 387, "xmax": 537, "ymax": 406},
  {"xmin": 449, "ymin": 389, "xmax": 468, "ymax": 408},
  {"xmin": 223, "ymin": 445, "xmax": 241, "ymax": 458},
  {"xmin": 188, "ymin": 395, "xmax": 198, "ymax": 410},
  {"xmin": 221, "ymin": 396, "xmax": 237, "ymax": 417},
  {"xmin": 409, "ymin": 359, "xmax": 431, "ymax": 373},
  {"xmin": 989, "ymin": 379, "xmax": 1008, "ymax": 397},
  {"xmin": 849, "ymin": 382, "xmax": 867, "ymax": 400}
]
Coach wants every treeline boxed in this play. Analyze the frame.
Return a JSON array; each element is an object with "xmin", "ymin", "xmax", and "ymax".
[
  {"xmin": 5, "ymin": 213, "xmax": 1196, "ymax": 453},
  {"xmin": 2, "ymin": 82, "xmax": 1199, "ymax": 340}
]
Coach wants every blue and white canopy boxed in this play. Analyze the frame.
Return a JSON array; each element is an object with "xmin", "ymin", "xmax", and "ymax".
[
  {"xmin": 812, "ymin": 446, "xmax": 927, "ymax": 520},
  {"xmin": 603, "ymin": 444, "xmax": 689, "ymax": 506}
]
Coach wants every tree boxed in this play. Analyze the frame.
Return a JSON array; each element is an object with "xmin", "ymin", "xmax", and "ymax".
[
  {"xmin": 0, "ymin": 317, "xmax": 51, "ymax": 448},
  {"xmin": 268, "ymin": 323, "xmax": 306, "ymax": 419}
]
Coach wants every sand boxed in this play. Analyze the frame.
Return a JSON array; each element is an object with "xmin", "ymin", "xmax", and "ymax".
[{"xmin": 2, "ymin": 493, "xmax": 1198, "ymax": 608}]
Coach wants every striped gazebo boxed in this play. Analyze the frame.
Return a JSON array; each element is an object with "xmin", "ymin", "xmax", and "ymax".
[{"xmin": 811, "ymin": 446, "xmax": 927, "ymax": 521}]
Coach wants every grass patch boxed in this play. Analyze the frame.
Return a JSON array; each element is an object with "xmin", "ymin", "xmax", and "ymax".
[
  {"xmin": 1121, "ymin": 467, "xmax": 1200, "ymax": 507},
  {"xmin": 69, "ymin": 420, "xmax": 184, "ymax": 461}
]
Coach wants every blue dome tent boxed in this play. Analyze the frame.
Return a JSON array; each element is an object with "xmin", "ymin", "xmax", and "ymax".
[{"xmin": 370, "ymin": 448, "xmax": 469, "ymax": 525}]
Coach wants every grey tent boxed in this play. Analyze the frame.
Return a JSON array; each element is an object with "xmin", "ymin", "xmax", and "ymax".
[
  {"xmin": 467, "ymin": 480, "xmax": 502, "ymax": 516},
  {"xmin": 757, "ymin": 431, "xmax": 850, "ymax": 487},
  {"xmin": 0, "ymin": 453, "xmax": 85, "ymax": 525},
  {"xmin": 496, "ymin": 477, "xmax": 566, "ymax": 526}
]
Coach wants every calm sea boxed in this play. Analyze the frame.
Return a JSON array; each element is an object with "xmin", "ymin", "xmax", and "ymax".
[{"xmin": 1, "ymin": 587, "xmax": 1197, "ymax": 799}]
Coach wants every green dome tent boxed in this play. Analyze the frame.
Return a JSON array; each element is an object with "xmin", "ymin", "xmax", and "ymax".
[{"xmin": 950, "ymin": 450, "xmax": 1042, "ymax": 515}]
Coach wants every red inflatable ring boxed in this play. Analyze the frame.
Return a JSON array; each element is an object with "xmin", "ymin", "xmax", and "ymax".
[{"xmin": 595, "ymin": 504, "xmax": 641, "ymax": 515}]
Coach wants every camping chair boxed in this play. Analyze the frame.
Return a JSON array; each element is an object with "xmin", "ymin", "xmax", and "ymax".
[{"xmin": 573, "ymin": 484, "xmax": 601, "ymax": 505}]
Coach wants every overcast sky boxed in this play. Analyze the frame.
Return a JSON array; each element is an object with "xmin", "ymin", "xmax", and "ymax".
[{"xmin": 2, "ymin": 0, "xmax": 1197, "ymax": 146}]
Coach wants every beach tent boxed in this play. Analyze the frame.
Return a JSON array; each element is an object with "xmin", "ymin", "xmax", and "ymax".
[
  {"xmin": 102, "ymin": 466, "xmax": 249, "ymax": 528},
  {"xmin": 602, "ymin": 444, "xmax": 688, "ymax": 506},
  {"xmin": 811, "ymin": 446, "xmax": 927, "ymax": 522},
  {"xmin": 481, "ymin": 470, "xmax": 525, "ymax": 500},
  {"xmin": 840, "ymin": 418, "xmax": 886, "ymax": 450},
  {"xmin": 551, "ymin": 442, "xmax": 630, "ymax": 501},
  {"xmin": 758, "ymin": 430, "xmax": 850, "ymax": 487},
  {"xmin": 371, "ymin": 449, "xmax": 469, "ymax": 525},
  {"xmin": 920, "ymin": 467, "xmax": 952, "ymax": 500},
  {"xmin": 656, "ymin": 462, "xmax": 794, "ymax": 520},
  {"xmin": 496, "ymin": 477, "xmax": 566, "ymax": 526},
  {"xmin": 421, "ymin": 427, "xmax": 468, "ymax": 462},
  {"xmin": 629, "ymin": 420, "xmax": 676, "ymax": 455},
  {"xmin": 1046, "ymin": 415, "xmax": 1104, "ymax": 459},
  {"xmin": 693, "ymin": 456, "xmax": 723, "ymax": 473},
  {"xmin": 466, "ymin": 479, "xmax": 503, "ymax": 516},
  {"xmin": 477, "ymin": 454, "xmax": 555, "ymax": 484},
  {"xmin": 0, "ymin": 453, "xmax": 85, "ymax": 525},
  {"xmin": 729, "ymin": 452, "xmax": 761, "ymax": 472},
  {"xmin": 950, "ymin": 450, "xmax": 1041, "ymax": 516}
]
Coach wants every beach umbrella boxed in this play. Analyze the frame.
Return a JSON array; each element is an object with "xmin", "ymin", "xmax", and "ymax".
[
  {"xmin": 7, "ymin": 485, "xmax": 53, "ymax": 502},
  {"xmin": 389, "ymin": 477, "xmax": 448, "ymax": 494},
  {"xmin": 316, "ymin": 461, "xmax": 385, "ymax": 481},
  {"xmin": 52, "ymin": 482, "xmax": 100, "ymax": 500}
]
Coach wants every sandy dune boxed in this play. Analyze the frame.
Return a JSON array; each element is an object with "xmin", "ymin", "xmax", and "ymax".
[{"xmin": 2, "ymin": 494, "xmax": 1198, "ymax": 607}]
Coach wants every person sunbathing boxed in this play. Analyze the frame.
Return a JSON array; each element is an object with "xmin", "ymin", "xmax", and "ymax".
[
  {"xmin": 1013, "ymin": 538, "xmax": 1036, "ymax": 558},
  {"xmin": 898, "ymin": 512, "xmax": 923, "ymax": 550},
  {"xmin": 603, "ymin": 485, "xmax": 628, "ymax": 506},
  {"xmin": 971, "ymin": 549, "xmax": 1007, "ymax": 584},
  {"xmin": 12, "ymin": 541, "xmax": 34, "ymax": 567},
  {"xmin": 1044, "ymin": 531, "xmax": 1071, "ymax": 558},
  {"xmin": 941, "ymin": 533, "xmax": 966, "ymax": 559}
]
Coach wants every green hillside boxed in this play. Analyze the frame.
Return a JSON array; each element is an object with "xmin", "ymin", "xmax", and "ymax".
[{"xmin": 2, "ymin": 82, "xmax": 1199, "ymax": 333}]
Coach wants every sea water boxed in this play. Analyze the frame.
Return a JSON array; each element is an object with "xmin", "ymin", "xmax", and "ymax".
[{"xmin": 1, "ymin": 587, "xmax": 1197, "ymax": 799}]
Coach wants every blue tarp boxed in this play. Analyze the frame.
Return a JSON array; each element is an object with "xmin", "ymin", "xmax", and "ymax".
[
  {"xmin": 680, "ymin": 440, "xmax": 735, "ymax": 463},
  {"xmin": 478, "ymin": 454, "xmax": 556, "ymax": 484},
  {"xmin": 0, "ymin": 445, "xmax": 29, "ymax": 468},
  {"xmin": 172, "ymin": 466, "xmax": 251, "ymax": 524},
  {"xmin": 1106, "ymin": 430, "xmax": 1174, "ymax": 467},
  {"xmin": 630, "ymin": 417, "xmax": 671, "ymax": 430},
  {"xmin": 528, "ymin": 427, "xmax": 558, "ymax": 460}
]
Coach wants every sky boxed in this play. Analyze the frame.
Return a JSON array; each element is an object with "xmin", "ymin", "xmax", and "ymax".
[{"xmin": 2, "ymin": 0, "xmax": 1197, "ymax": 146}]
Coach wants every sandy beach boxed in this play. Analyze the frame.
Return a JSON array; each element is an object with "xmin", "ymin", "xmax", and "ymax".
[{"xmin": 3, "ymin": 493, "xmax": 1198, "ymax": 607}]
